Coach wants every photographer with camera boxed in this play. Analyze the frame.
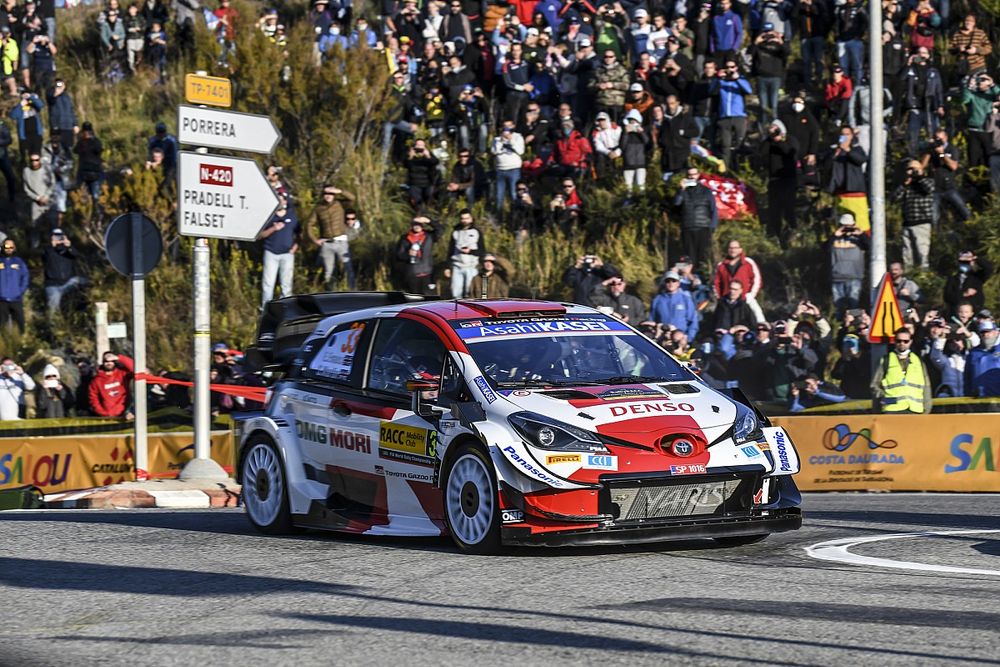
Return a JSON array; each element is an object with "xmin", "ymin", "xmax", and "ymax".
[
  {"xmin": 960, "ymin": 72, "xmax": 1000, "ymax": 169},
  {"xmin": 950, "ymin": 14, "xmax": 991, "ymax": 75},
  {"xmin": 395, "ymin": 215, "xmax": 441, "ymax": 295},
  {"xmin": 900, "ymin": 46, "xmax": 944, "ymax": 154},
  {"xmin": 43, "ymin": 227, "xmax": 85, "ymax": 313},
  {"xmin": 760, "ymin": 119, "xmax": 799, "ymax": 245},
  {"xmin": 0, "ymin": 357, "xmax": 35, "ymax": 421},
  {"xmin": 36, "ymin": 364, "xmax": 73, "ymax": 419},
  {"xmin": 892, "ymin": 159, "xmax": 935, "ymax": 270},
  {"xmin": 751, "ymin": 23, "xmax": 789, "ymax": 125},
  {"xmin": 562, "ymin": 254, "xmax": 619, "ymax": 307},
  {"xmin": 943, "ymin": 250, "xmax": 993, "ymax": 315},
  {"xmin": 404, "ymin": 138, "xmax": 439, "ymax": 210},
  {"xmin": 490, "ymin": 119, "xmax": 525, "ymax": 216},
  {"xmin": 826, "ymin": 213, "xmax": 868, "ymax": 316},
  {"xmin": 26, "ymin": 31, "xmax": 56, "ymax": 94},
  {"xmin": 789, "ymin": 373, "xmax": 846, "ymax": 412},
  {"xmin": 921, "ymin": 127, "xmax": 970, "ymax": 223},
  {"xmin": 709, "ymin": 58, "xmax": 752, "ymax": 171}
]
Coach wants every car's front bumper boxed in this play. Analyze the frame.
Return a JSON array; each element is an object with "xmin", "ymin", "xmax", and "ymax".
[{"xmin": 500, "ymin": 508, "xmax": 802, "ymax": 547}]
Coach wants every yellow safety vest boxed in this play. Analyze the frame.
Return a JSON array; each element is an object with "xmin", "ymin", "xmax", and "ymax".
[{"xmin": 882, "ymin": 352, "xmax": 927, "ymax": 413}]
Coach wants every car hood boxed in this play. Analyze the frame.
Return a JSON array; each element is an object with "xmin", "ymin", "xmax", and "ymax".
[{"xmin": 496, "ymin": 382, "xmax": 739, "ymax": 448}]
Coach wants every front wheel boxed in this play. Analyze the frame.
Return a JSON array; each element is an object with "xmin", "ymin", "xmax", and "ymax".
[
  {"xmin": 444, "ymin": 444, "xmax": 501, "ymax": 554},
  {"xmin": 241, "ymin": 437, "xmax": 295, "ymax": 534}
]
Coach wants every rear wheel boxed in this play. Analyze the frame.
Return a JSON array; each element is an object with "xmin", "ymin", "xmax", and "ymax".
[
  {"xmin": 444, "ymin": 443, "xmax": 501, "ymax": 554},
  {"xmin": 241, "ymin": 437, "xmax": 295, "ymax": 534},
  {"xmin": 714, "ymin": 534, "xmax": 769, "ymax": 547}
]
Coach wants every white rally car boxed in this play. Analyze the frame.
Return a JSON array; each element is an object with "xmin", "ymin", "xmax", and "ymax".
[{"xmin": 236, "ymin": 293, "xmax": 802, "ymax": 553}]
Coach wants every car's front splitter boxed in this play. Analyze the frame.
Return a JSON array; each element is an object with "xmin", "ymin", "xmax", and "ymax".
[{"xmin": 500, "ymin": 508, "xmax": 802, "ymax": 547}]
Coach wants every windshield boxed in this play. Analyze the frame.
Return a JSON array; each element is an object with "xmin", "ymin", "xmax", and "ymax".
[{"xmin": 453, "ymin": 316, "xmax": 689, "ymax": 387}]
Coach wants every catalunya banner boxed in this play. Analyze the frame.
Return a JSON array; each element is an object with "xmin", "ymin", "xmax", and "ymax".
[
  {"xmin": 699, "ymin": 174, "xmax": 758, "ymax": 220},
  {"xmin": 0, "ymin": 431, "xmax": 234, "ymax": 493},
  {"xmin": 772, "ymin": 413, "xmax": 1000, "ymax": 492}
]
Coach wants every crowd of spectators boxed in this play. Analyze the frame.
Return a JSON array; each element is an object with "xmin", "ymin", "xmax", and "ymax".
[{"xmin": 2, "ymin": 0, "xmax": 1000, "ymax": 422}]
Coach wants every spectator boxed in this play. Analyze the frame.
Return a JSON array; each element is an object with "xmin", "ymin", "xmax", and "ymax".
[
  {"xmin": 305, "ymin": 184, "xmax": 357, "ymax": 291},
  {"xmin": 383, "ymin": 70, "xmax": 418, "ymax": 159},
  {"xmin": 900, "ymin": 46, "xmax": 944, "ymax": 154},
  {"xmin": 550, "ymin": 177, "xmax": 585, "ymax": 231},
  {"xmin": 928, "ymin": 328, "xmax": 968, "ymax": 397},
  {"xmin": 0, "ymin": 116, "xmax": 13, "ymax": 206},
  {"xmin": 172, "ymin": 0, "xmax": 200, "ymax": 53},
  {"xmin": 826, "ymin": 125, "xmax": 867, "ymax": 206},
  {"xmin": 9, "ymin": 88, "xmax": 44, "ymax": 162},
  {"xmin": 889, "ymin": 261, "xmax": 922, "ymax": 314},
  {"xmin": 713, "ymin": 240, "xmax": 764, "ymax": 323},
  {"xmin": 73, "ymin": 121, "xmax": 104, "ymax": 202},
  {"xmin": 590, "ymin": 111, "xmax": 621, "ymax": 180},
  {"xmin": 123, "ymin": 3, "xmax": 145, "ymax": 72},
  {"xmin": 259, "ymin": 197, "xmax": 299, "ymax": 306},
  {"xmin": 710, "ymin": 0, "xmax": 742, "ymax": 61},
  {"xmin": 824, "ymin": 65, "xmax": 853, "ymax": 126},
  {"xmin": 760, "ymin": 119, "xmax": 798, "ymax": 244},
  {"xmin": 711, "ymin": 58, "xmax": 752, "ymax": 171},
  {"xmin": 798, "ymin": 0, "xmax": 830, "ymax": 90},
  {"xmin": 590, "ymin": 48, "xmax": 629, "ymax": 121},
  {"xmin": 712, "ymin": 279, "xmax": 756, "ymax": 332},
  {"xmin": 674, "ymin": 166, "xmax": 717, "ymax": 275},
  {"xmin": 395, "ymin": 216, "xmax": 441, "ymax": 294},
  {"xmin": 960, "ymin": 73, "xmax": 1000, "ymax": 170},
  {"xmin": 620, "ymin": 108, "xmax": 650, "ymax": 194},
  {"xmin": 468, "ymin": 253, "xmax": 514, "ymax": 299},
  {"xmin": 966, "ymin": 320, "xmax": 1000, "ymax": 397},
  {"xmin": 445, "ymin": 148, "xmax": 485, "ymax": 208},
  {"xmin": 403, "ymin": 137, "xmax": 439, "ymax": 209},
  {"xmin": 922, "ymin": 127, "xmax": 970, "ymax": 223},
  {"xmin": 750, "ymin": 23, "xmax": 788, "ymax": 125},
  {"xmin": 872, "ymin": 327, "xmax": 932, "ymax": 413},
  {"xmin": 510, "ymin": 180, "xmax": 543, "ymax": 237},
  {"xmin": 827, "ymin": 213, "xmax": 868, "ymax": 315},
  {"xmin": 146, "ymin": 20, "xmax": 167, "ymax": 84},
  {"xmin": 831, "ymin": 330, "xmax": 871, "ymax": 399},
  {"xmin": 943, "ymin": 250, "xmax": 993, "ymax": 316},
  {"xmin": 789, "ymin": 373, "xmax": 846, "ymax": 412},
  {"xmin": 146, "ymin": 121, "xmax": 178, "ymax": 179},
  {"xmin": 26, "ymin": 32, "xmax": 55, "ymax": 94},
  {"xmin": 657, "ymin": 94, "xmax": 699, "ymax": 182},
  {"xmin": 1, "ymin": 26, "xmax": 17, "ymax": 97},
  {"xmin": 22, "ymin": 152, "xmax": 53, "ymax": 245},
  {"xmin": 491, "ymin": 119, "xmax": 524, "ymax": 214},
  {"xmin": 591, "ymin": 274, "xmax": 647, "ymax": 323},
  {"xmin": 100, "ymin": 8, "xmax": 126, "ymax": 65},
  {"xmin": 950, "ymin": 14, "xmax": 991, "ymax": 76},
  {"xmin": 893, "ymin": 159, "xmax": 935, "ymax": 270},
  {"xmin": 36, "ymin": 363, "xmax": 73, "ymax": 418},
  {"xmin": 46, "ymin": 78, "xmax": 77, "ymax": 152},
  {"xmin": 906, "ymin": 0, "xmax": 940, "ymax": 53},
  {"xmin": 563, "ymin": 254, "xmax": 619, "ymax": 307},
  {"xmin": 650, "ymin": 269, "xmax": 699, "ymax": 341},
  {"xmin": 553, "ymin": 119, "xmax": 592, "ymax": 180},
  {"xmin": 446, "ymin": 208, "xmax": 485, "ymax": 299},
  {"xmin": 88, "ymin": 351, "xmax": 134, "ymax": 418},
  {"xmin": 43, "ymin": 228, "xmax": 85, "ymax": 313},
  {"xmin": 0, "ymin": 357, "xmax": 34, "ymax": 420},
  {"xmin": 833, "ymin": 0, "xmax": 866, "ymax": 85},
  {"xmin": 0, "ymin": 239, "xmax": 28, "ymax": 330}
]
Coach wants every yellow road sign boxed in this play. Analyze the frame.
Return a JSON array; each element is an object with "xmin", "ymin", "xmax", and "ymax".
[
  {"xmin": 184, "ymin": 73, "xmax": 232, "ymax": 108},
  {"xmin": 868, "ymin": 273, "xmax": 904, "ymax": 342}
]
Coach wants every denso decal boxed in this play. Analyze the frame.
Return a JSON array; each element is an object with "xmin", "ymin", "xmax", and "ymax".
[
  {"xmin": 583, "ymin": 454, "xmax": 617, "ymax": 470},
  {"xmin": 545, "ymin": 454, "xmax": 581, "ymax": 465},
  {"xmin": 473, "ymin": 375, "xmax": 497, "ymax": 404},
  {"xmin": 502, "ymin": 445, "xmax": 560, "ymax": 485},
  {"xmin": 296, "ymin": 420, "xmax": 372, "ymax": 454},
  {"xmin": 501, "ymin": 509, "xmax": 524, "ymax": 523},
  {"xmin": 670, "ymin": 464, "xmax": 707, "ymax": 475},
  {"xmin": 379, "ymin": 422, "xmax": 437, "ymax": 465},
  {"xmin": 609, "ymin": 401, "xmax": 695, "ymax": 417}
]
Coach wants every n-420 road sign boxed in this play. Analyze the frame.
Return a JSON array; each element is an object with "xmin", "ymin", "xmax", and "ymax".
[{"xmin": 177, "ymin": 151, "xmax": 280, "ymax": 241}]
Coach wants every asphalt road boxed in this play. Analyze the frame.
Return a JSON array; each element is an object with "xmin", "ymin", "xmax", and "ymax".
[{"xmin": 1, "ymin": 494, "xmax": 999, "ymax": 667}]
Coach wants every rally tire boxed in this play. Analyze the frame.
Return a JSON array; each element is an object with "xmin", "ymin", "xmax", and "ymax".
[
  {"xmin": 713, "ymin": 534, "xmax": 769, "ymax": 547},
  {"xmin": 444, "ymin": 443, "xmax": 501, "ymax": 555},
  {"xmin": 241, "ymin": 436, "xmax": 295, "ymax": 535}
]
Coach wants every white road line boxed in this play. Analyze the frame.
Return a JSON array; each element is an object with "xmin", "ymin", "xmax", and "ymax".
[{"xmin": 805, "ymin": 530, "xmax": 1000, "ymax": 576}]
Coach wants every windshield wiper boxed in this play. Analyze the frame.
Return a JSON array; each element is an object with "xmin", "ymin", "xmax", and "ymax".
[
  {"xmin": 602, "ymin": 375, "xmax": 676, "ymax": 385},
  {"xmin": 494, "ymin": 379, "xmax": 604, "ymax": 389}
]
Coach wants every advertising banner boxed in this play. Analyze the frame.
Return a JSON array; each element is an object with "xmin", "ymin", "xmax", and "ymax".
[
  {"xmin": 0, "ymin": 432, "xmax": 234, "ymax": 493},
  {"xmin": 773, "ymin": 414, "xmax": 1000, "ymax": 492}
]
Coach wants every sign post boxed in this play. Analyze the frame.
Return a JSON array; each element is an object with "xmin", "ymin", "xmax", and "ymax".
[
  {"xmin": 104, "ymin": 213, "xmax": 163, "ymax": 480},
  {"xmin": 867, "ymin": 272, "xmax": 903, "ymax": 401},
  {"xmin": 177, "ymin": 78, "xmax": 280, "ymax": 480}
]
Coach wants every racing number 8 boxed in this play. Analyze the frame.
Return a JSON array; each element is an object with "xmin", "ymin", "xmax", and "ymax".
[{"xmin": 341, "ymin": 322, "xmax": 365, "ymax": 354}]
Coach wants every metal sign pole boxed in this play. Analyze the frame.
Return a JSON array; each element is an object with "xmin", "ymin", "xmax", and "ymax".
[
  {"xmin": 130, "ymin": 214, "xmax": 149, "ymax": 479},
  {"xmin": 869, "ymin": 0, "xmax": 887, "ymax": 283}
]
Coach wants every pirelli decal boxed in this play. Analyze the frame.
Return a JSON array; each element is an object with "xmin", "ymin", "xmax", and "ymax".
[{"xmin": 378, "ymin": 422, "xmax": 438, "ymax": 466}]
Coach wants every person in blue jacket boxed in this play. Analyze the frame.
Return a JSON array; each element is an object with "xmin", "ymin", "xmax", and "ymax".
[
  {"xmin": 651, "ymin": 270, "xmax": 700, "ymax": 341},
  {"xmin": 0, "ymin": 238, "xmax": 29, "ymax": 331},
  {"xmin": 789, "ymin": 373, "xmax": 847, "ymax": 412},
  {"xmin": 966, "ymin": 320, "xmax": 1000, "ymax": 397},
  {"xmin": 710, "ymin": 0, "xmax": 743, "ymax": 59},
  {"xmin": 8, "ymin": 89, "xmax": 45, "ymax": 163},
  {"xmin": 710, "ymin": 57, "xmax": 753, "ymax": 170}
]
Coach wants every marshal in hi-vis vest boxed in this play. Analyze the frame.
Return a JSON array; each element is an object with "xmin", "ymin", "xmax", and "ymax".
[{"xmin": 881, "ymin": 352, "xmax": 927, "ymax": 413}]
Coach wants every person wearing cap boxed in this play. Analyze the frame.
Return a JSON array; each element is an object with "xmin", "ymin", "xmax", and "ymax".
[
  {"xmin": 590, "ymin": 49, "xmax": 629, "ymax": 122},
  {"xmin": 491, "ymin": 119, "xmax": 525, "ymax": 215},
  {"xmin": 0, "ymin": 239, "xmax": 28, "ymax": 331},
  {"xmin": 826, "ymin": 213, "xmax": 867, "ymax": 316},
  {"xmin": 306, "ymin": 183, "xmax": 357, "ymax": 291},
  {"xmin": 395, "ymin": 216, "xmax": 441, "ymax": 295},
  {"xmin": 760, "ymin": 118, "xmax": 799, "ymax": 244},
  {"xmin": 590, "ymin": 111, "xmax": 621, "ymax": 180},
  {"xmin": 624, "ymin": 81, "xmax": 654, "ymax": 118},
  {"xmin": 824, "ymin": 65, "xmax": 853, "ymax": 126},
  {"xmin": 89, "ymin": 351, "xmax": 135, "ymax": 419},
  {"xmin": 73, "ymin": 121, "xmax": 104, "ymax": 202},
  {"xmin": 8, "ymin": 88, "xmax": 44, "ymax": 164},
  {"xmin": 47, "ymin": 79, "xmax": 78, "ymax": 154},
  {"xmin": 308, "ymin": 0, "xmax": 333, "ymax": 47},
  {"xmin": 591, "ymin": 274, "xmax": 647, "ymax": 323},
  {"xmin": 553, "ymin": 119, "xmax": 592, "ymax": 180},
  {"xmin": 872, "ymin": 327, "xmax": 932, "ymax": 413},
  {"xmin": 629, "ymin": 8, "xmax": 652, "ymax": 59},
  {"xmin": 100, "ymin": 6, "xmax": 126, "ymax": 60},
  {"xmin": 892, "ymin": 159, "xmax": 935, "ymax": 270},
  {"xmin": 469, "ymin": 253, "xmax": 514, "ymax": 299},
  {"xmin": 831, "ymin": 330, "xmax": 872, "ymax": 399},
  {"xmin": 651, "ymin": 270, "xmax": 699, "ymax": 341},
  {"xmin": 943, "ymin": 250, "xmax": 993, "ymax": 316},
  {"xmin": 965, "ymin": 319, "xmax": 1000, "ymax": 397},
  {"xmin": 146, "ymin": 121, "xmax": 178, "ymax": 178},
  {"xmin": 751, "ymin": 23, "xmax": 788, "ymax": 125}
]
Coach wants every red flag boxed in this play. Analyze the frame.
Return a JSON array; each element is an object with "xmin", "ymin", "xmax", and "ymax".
[{"xmin": 698, "ymin": 174, "xmax": 758, "ymax": 220}]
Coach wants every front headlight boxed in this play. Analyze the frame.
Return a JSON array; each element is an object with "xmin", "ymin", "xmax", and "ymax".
[
  {"xmin": 507, "ymin": 412, "xmax": 607, "ymax": 452},
  {"xmin": 733, "ymin": 402, "xmax": 763, "ymax": 444}
]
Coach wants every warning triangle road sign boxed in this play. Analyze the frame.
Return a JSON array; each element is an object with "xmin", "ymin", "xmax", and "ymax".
[{"xmin": 868, "ymin": 273, "xmax": 904, "ymax": 342}]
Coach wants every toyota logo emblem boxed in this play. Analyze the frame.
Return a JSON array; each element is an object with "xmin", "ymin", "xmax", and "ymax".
[{"xmin": 671, "ymin": 439, "xmax": 695, "ymax": 457}]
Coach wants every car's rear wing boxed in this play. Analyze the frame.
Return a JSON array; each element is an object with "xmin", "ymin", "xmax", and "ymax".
[{"xmin": 244, "ymin": 292, "xmax": 436, "ymax": 373}]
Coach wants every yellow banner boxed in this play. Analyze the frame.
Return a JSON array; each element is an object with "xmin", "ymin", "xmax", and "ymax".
[
  {"xmin": 772, "ymin": 414, "xmax": 1000, "ymax": 492},
  {"xmin": 0, "ymin": 432, "xmax": 234, "ymax": 493}
]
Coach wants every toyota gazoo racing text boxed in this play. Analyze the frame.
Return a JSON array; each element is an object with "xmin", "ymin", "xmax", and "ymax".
[{"xmin": 236, "ymin": 294, "xmax": 802, "ymax": 553}]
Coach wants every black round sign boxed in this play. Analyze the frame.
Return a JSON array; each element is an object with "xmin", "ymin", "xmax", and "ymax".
[{"xmin": 104, "ymin": 213, "xmax": 163, "ymax": 279}]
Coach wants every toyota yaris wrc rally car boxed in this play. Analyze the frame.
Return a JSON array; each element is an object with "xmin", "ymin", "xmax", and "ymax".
[{"xmin": 236, "ymin": 292, "xmax": 802, "ymax": 553}]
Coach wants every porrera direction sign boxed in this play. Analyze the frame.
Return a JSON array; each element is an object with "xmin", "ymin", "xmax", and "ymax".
[
  {"xmin": 177, "ymin": 105, "xmax": 282, "ymax": 155},
  {"xmin": 177, "ymin": 151, "xmax": 280, "ymax": 240}
]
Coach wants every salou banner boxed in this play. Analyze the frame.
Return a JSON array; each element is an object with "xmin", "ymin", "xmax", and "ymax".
[{"xmin": 698, "ymin": 174, "xmax": 758, "ymax": 220}]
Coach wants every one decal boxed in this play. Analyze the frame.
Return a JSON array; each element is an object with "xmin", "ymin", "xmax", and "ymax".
[
  {"xmin": 671, "ymin": 439, "xmax": 695, "ymax": 457},
  {"xmin": 740, "ymin": 444, "xmax": 763, "ymax": 459},
  {"xmin": 545, "ymin": 454, "xmax": 582, "ymax": 465},
  {"xmin": 296, "ymin": 420, "xmax": 372, "ymax": 454},
  {"xmin": 473, "ymin": 375, "xmax": 498, "ymax": 404},
  {"xmin": 502, "ymin": 445, "xmax": 561, "ymax": 485},
  {"xmin": 501, "ymin": 509, "xmax": 525, "ymax": 523},
  {"xmin": 382, "ymin": 468, "xmax": 435, "ymax": 483},
  {"xmin": 512, "ymin": 390, "xmax": 531, "ymax": 397},
  {"xmin": 378, "ymin": 421, "xmax": 438, "ymax": 466},
  {"xmin": 583, "ymin": 454, "xmax": 617, "ymax": 470},
  {"xmin": 598, "ymin": 387, "xmax": 665, "ymax": 401},
  {"xmin": 670, "ymin": 464, "xmax": 707, "ymax": 475},
  {"xmin": 608, "ymin": 401, "xmax": 695, "ymax": 417},
  {"xmin": 764, "ymin": 427, "xmax": 799, "ymax": 474},
  {"xmin": 457, "ymin": 318, "xmax": 632, "ymax": 341}
]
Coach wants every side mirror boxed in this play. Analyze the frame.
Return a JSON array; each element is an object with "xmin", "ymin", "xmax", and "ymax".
[{"xmin": 406, "ymin": 379, "xmax": 442, "ymax": 419}]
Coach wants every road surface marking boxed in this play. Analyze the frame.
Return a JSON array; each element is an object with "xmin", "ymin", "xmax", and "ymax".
[{"xmin": 805, "ymin": 530, "xmax": 1000, "ymax": 576}]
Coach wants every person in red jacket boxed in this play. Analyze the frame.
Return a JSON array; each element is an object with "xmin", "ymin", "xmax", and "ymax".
[
  {"xmin": 554, "ymin": 119, "xmax": 593, "ymax": 181},
  {"xmin": 824, "ymin": 65, "xmax": 854, "ymax": 126},
  {"xmin": 712, "ymin": 239, "xmax": 765, "ymax": 323},
  {"xmin": 89, "ymin": 351, "xmax": 134, "ymax": 418}
]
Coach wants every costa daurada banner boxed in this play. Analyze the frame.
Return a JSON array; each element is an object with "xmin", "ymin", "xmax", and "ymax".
[
  {"xmin": 0, "ymin": 432, "xmax": 233, "ymax": 493},
  {"xmin": 772, "ymin": 414, "xmax": 1000, "ymax": 492}
]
